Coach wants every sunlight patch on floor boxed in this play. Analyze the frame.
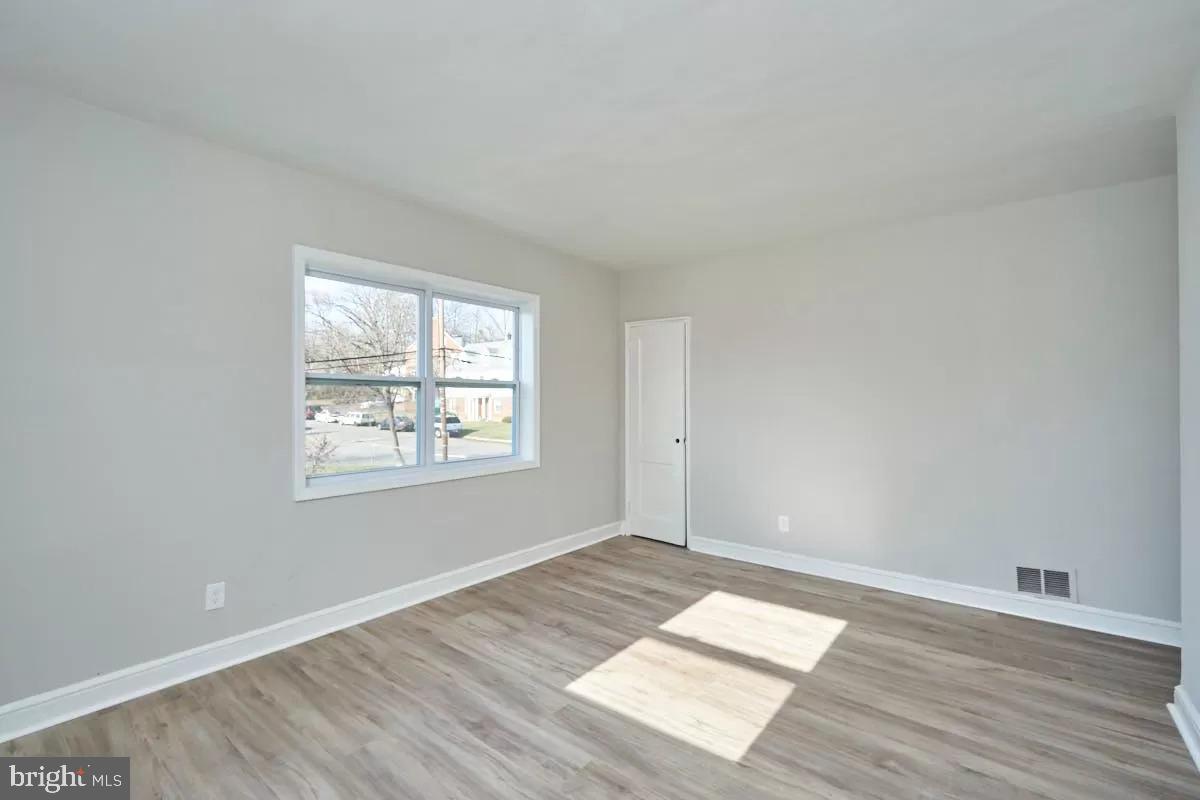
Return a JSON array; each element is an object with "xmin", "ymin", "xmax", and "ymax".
[
  {"xmin": 659, "ymin": 590, "xmax": 847, "ymax": 673},
  {"xmin": 565, "ymin": 637, "xmax": 794, "ymax": 761}
]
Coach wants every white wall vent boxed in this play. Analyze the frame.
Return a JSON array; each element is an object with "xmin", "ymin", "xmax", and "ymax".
[
  {"xmin": 1015, "ymin": 566, "xmax": 1078, "ymax": 602},
  {"xmin": 1016, "ymin": 566, "xmax": 1042, "ymax": 594}
]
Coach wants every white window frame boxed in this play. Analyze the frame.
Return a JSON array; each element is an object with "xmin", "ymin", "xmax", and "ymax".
[{"xmin": 293, "ymin": 245, "xmax": 539, "ymax": 501}]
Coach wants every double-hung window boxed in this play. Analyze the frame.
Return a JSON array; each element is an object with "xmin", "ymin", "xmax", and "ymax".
[{"xmin": 294, "ymin": 246, "xmax": 539, "ymax": 500}]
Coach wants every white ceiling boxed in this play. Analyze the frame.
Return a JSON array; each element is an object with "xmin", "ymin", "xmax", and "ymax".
[{"xmin": 2, "ymin": 1, "xmax": 1198, "ymax": 269}]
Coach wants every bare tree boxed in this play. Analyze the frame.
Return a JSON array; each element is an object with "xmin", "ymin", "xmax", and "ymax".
[
  {"xmin": 306, "ymin": 284, "xmax": 418, "ymax": 464},
  {"xmin": 305, "ymin": 434, "xmax": 338, "ymax": 474},
  {"xmin": 439, "ymin": 298, "xmax": 508, "ymax": 349}
]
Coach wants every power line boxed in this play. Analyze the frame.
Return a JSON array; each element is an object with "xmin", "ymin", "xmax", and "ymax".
[{"xmin": 305, "ymin": 346, "xmax": 511, "ymax": 366}]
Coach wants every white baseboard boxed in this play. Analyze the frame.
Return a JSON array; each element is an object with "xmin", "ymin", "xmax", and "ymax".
[
  {"xmin": 1169, "ymin": 686, "xmax": 1200, "ymax": 774},
  {"xmin": 0, "ymin": 521, "xmax": 622, "ymax": 744},
  {"xmin": 687, "ymin": 536, "xmax": 1181, "ymax": 646}
]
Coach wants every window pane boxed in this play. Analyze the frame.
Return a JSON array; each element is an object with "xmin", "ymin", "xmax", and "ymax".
[
  {"xmin": 305, "ymin": 383, "xmax": 419, "ymax": 477},
  {"xmin": 434, "ymin": 385, "xmax": 515, "ymax": 463},
  {"xmin": 432, "ymin": 296, "xmax": 515, "ymax": 380},
  {"xmin": 305, "ymin": 274, "xmax": 420, "ymax": 377}
]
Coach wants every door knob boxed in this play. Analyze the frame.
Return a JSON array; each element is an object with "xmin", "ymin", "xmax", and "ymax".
[{"xmin": 675, "ymin": 438, "xmax": 681, "ymax": 443}]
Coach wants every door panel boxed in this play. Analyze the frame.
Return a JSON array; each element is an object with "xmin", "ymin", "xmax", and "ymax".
[{"xmin": 627, "ymin": 319, "xmax": 687, "ymax": 545}]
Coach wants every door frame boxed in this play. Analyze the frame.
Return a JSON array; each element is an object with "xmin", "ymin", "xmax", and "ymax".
[{"xmin": 624, "ymin": 316, "xmax": 691, "ymax": 547}]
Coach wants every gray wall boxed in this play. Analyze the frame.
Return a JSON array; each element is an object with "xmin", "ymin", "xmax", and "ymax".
[
  {"xmin": 1180, "ymin": 72, "xmax": 1200, "ymax": 695},
  {"xmin": 621, "ymin": 177, "xmax": 1180, "ymax": 620},
  {"xmin": 0, "ymin": 79, "xmax": 620, "ymax": 704}
]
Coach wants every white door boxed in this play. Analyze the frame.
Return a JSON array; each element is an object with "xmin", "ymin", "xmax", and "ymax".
[{"xmin": 626, "ymin": 318, "xmax": 687, "ymax": 546}]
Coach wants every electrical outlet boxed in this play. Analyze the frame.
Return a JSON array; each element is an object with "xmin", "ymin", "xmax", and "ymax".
[
  {"xmin": 205, "ymin": 581, "xmax": 225, "ymax": 611},
  {"xmin": 777, "ymin": 515, "xmax": 790, "ymax": 533}
]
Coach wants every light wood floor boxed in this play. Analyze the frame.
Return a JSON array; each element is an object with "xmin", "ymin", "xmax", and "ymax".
[{"xmin": 6, "ymin": 537, "xmax": 1198, "ymax": 799}]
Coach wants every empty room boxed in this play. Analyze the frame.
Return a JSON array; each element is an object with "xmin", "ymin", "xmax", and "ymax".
[{"xmin": 3, "ymin": 2, "xmax": 1200, "ymax": 798}]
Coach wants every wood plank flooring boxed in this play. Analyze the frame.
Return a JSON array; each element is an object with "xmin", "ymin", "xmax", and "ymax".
[{"xmin": 5, "ymin": 536, "xmax": 1198, "ymax": 798}]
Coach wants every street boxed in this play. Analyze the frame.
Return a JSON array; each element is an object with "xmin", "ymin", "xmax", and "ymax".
[{"xmin": 304, "ymin": 420, "xmax": 512, "ymax": 474}]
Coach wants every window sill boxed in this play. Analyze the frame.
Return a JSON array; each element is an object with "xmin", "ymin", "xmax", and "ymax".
[{"xmin": 296, "ymin": 456, "xmax": 538, "ymax": 501}]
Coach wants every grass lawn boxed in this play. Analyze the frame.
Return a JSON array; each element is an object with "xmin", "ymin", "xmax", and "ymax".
[{"xmin": 462, "ymin": 420, "xmax": 513, "ymax": 441}]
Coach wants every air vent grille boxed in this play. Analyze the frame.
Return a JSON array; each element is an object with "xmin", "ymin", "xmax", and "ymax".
[
  {"xmin": 1015, "ymin": 566, "xmax": 1076, "ymax": 602},
  {"xmin": 1043, "ymin": 570, "xmax": 1072, "ymax": 599},
  {"xmin": 1016, "ymin": 566, "xmax": 1042, "ymax": 594}
]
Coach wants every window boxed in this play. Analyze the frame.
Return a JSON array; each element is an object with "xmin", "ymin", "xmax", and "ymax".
[
  {"xmin": 431, "ymin": 296, "xmax": 517, "ymax": 463},
  {"xmin": 294, "ymin": 246, "xmax": 539, "ymax": 500}
]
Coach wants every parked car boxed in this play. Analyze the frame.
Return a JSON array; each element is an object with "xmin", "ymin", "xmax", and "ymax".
[
  {"xmin": 379, "ymin": 414, "xmax": 414, "ymax": 432},
  {"xmin": 434, "ymin": 414, "xmax": 463, "ymax": 437},
  {"xmin": 313, "ymin": 409, "xmax": 339, "ymax": 423},
  {"xmin": 338, "ymin": 411, "xmax": 377, "ymax": 426}
]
